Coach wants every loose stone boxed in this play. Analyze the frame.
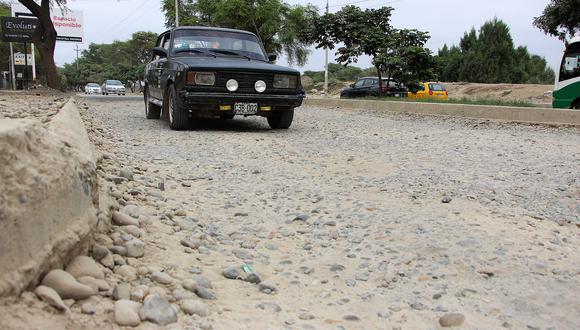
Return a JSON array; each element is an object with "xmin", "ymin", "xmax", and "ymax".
[
  {"xmin": 66, "ymin": 256, "xmax": 105, "ymax": 280},
  {"xmin": 140, "ymin": 295, "xmax": 178, "ymax": 325},
  {"xmin": 439, "ymin": 313, "xmax": 465, "ymax": 327},
  {"xmin": 114, "ymin": 300, "xmax": 141, "ymax": 327},
  {"xmin": 151, "ymin": 271, "xmax": 175, "ymax": 285},
  {"xmin": 34, "ymin": 286, "xmax": 68, "ymax": 312},
  {"xmin": 41, "ymin": 269, "xmax": 96, "ymax": 300},
  {"xmin": 113, "ymin": 211, "xmax": 139, "ymax": 226},
  {"xmin": 181, "ymin": 299, "xmax": 210, "ymax": 316}
]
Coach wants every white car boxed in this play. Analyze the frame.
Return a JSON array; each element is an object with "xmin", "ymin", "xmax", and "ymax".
[
  {"xmin": 84, "ymin": 83, "xmax": 102, "ymax": 94},
  {"xmin": 101, "ymin": 80, "xmax": 126, "ymax": 96}
]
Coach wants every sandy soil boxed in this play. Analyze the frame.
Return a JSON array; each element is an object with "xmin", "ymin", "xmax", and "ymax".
[
  {"xmin": 444, "ymin": 82, "xmax": 554, "ymax": 105},
  {"xmin": 0, "ymin": 95, "xmax": 578, "ymax": 330},
  {"xmin": 0, "ymin": 89, "xmax": 69, "ymax": 122},
  {"xmin": 306, "ymin": 81, "xmax": 555, "ymax": 105}
]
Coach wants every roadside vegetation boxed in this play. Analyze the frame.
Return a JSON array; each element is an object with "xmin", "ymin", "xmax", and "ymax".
[
  {"xmin": 59, "ymin": 32, "xmax": 157, "ymax": 90},
  {"xmin": 436, "ymin": 19, "xmax": 556, "ymax": 84}
]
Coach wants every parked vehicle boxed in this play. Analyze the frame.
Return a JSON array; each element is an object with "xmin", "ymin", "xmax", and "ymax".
[
  {"xmin": 340, "ymin": 77, "xmax": 408, "ymax": 98},
  {"xmin": 408, "ymin": 82, "xmax": 449, "ymax": 100},
  {"xmin": 101, "ymin": 80, "xmax": 126, "ymax": 96},
  {"xmin": 84, "ymin": 83, "xmax": 102, "ymax": 94},
  {"xmin": 553, "ymin": 35, "xmax": 580, "ymax": 109},
  {"xmin": 144, "ymin": 26, "xmax": 305, "ymax": 130}
]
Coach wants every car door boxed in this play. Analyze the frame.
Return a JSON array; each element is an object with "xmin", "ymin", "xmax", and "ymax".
[
  {"xmin": 149, "ymin": 33, "xmax": 170, "ymax": 100},
  {"xmin": 360, "ymin": 78, "xmax": 377, "ymax": 97},
  {"xmin": 351, "ymin": 79, "xmax": 366, "ymax": 97}
]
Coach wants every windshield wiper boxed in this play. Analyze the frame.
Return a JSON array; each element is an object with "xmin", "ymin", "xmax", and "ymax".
[
  {"xmin": 173, "ymin": 48, "xmax": 216, "ymax": 57},
  {"xmin": 208, "ymin": 49, "xmax": 251, "ymax": 60}
]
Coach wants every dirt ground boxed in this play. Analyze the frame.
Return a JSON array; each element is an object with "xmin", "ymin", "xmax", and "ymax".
[
  {"xmin": 444, "ymin": 82, "xmax": 553, "ymax": 105},
  {"xmin": 0, "ymin": 93, "xmax": 578, "ymax": 330}
]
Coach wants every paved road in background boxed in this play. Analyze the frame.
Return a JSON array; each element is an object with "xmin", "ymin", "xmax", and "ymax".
[{"xmin": 79, "ymin": 95, "xmax": 580, "ymax": 329}]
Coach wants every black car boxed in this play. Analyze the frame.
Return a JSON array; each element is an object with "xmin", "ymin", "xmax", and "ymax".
[
  {"xmin": 144, "ymin": 26, "xmax": 304, "ymax": 130},
  {"xmin": 340, "ymin": 77, "xmax": 408, "ymax": 98}
]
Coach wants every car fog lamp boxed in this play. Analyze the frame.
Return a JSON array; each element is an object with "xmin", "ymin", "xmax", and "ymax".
[
  {"xmin": 254, "ymin": 80, "xmax": 266, "ymax": 93},
  {"xmin": 226, "ymin": 79, "xmax": 239, "ymax": 92}
]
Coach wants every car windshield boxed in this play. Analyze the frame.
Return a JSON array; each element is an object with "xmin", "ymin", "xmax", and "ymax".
[
  {"xmin": 88, "ymin": 83, "xmax": 99, "ymax": 87},
  {"xmin": 171, "ymin": 29, "xmax": 266, "ymax": 61},
  {"xmin": 107, "ymin": 80, "xmax": 123, "ymax": 85}
]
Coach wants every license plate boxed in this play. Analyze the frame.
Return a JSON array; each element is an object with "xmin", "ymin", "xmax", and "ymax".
[{"xmin": 234, "ymin": 103, "xmax": 258, "ymax": 114}]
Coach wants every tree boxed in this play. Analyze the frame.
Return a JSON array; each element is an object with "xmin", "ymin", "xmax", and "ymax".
[
  {"xmin": 305, "ymin": 5, "xmax": 434, "ymax": 95},
  {"xmin": 18, "ymin": 0, "xmax": 65, "ymax": 89},
  {"xmin": 373, "ymin": 29, "xmax": 435, "ymax": 93},
  {"xmin": 436, "ymin": 18, "xmax": 555, "ymax": 84},
  {"xmin": 0, "ymin": 1, "xmax": 10, "ymax": 79},
  {"xmin": 60, "ymin": 32, "xmax": 157, "ymax": 90},
  {"xmin": 534, "ymin": 0, "xmax": 580, "ymax": 41},
  {"xmin": 161, "ymin": 0, "xmax": 318, "ymax": 66}
]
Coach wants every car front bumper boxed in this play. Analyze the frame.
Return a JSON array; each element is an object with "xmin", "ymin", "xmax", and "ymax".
[{"xmin": 179, "ymin": 91, "xmax": 304, "ymax": 110}]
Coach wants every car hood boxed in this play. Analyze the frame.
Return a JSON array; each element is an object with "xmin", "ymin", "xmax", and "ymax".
[
  {"xmin": 107, "ymin": 85, "xmax": 124, "ymax": 88},
  {"xmin": 172, "ymin": 57, "xmax": 300, "ymax": 75}
]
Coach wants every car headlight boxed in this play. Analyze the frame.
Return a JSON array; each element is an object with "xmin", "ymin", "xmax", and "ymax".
[
  {"xmin": 226, "ymin": 79, "xmax": 238, "ymax": 92},
  {"xmin": 254, "ymin": 80, "xmax": 266, "ymax": 93},
  {"xmin": 273, "ymin": 75, "xmax": 298, "ymax": 89},
  {"xmin": 186, "ymin": 71, "xmax": 215, "ymax": 86}
]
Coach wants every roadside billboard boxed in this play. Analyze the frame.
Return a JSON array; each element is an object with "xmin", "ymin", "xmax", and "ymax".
[
  {"xmin": 0, "ymin": 16, "xmax": 39, "ymax": 42},
  {"xmin": 11, "ymin": 3, "xmax": 83, "ymax": 43}
]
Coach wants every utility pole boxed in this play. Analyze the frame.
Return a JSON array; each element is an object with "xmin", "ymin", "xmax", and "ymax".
[
  {"xmin": 175, "ymin": 0, "xmax": 179, "ymax": 27},
  {"xmin": 323, "ymin": 0, "xmax": 329, "ymax": 96},
  {"xmin": 74, "ymin": 44, "xmax": 81, "ymax": 70}
]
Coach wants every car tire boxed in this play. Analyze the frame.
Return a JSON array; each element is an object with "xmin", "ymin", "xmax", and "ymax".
[
  {"xmin": 165, "ymin": 85, "xmax": 189, "ymax": 130},
  {"xmin": 145, "ymin": 87, "xmax": 161, "ymax": 119},
  {"xmin": 267, "ymin": 108, "xmax": 294, "ymax": 129}
]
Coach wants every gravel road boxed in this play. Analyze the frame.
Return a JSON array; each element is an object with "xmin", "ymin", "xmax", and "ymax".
[{"xmin": 77, "ymin": 96, "xmax": 579, "ymax": 329}]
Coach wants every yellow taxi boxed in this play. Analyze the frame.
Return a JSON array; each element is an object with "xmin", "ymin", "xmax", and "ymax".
[{"xmin": 408, "ymin": 82, "xmax": 449, "ymax": 100}]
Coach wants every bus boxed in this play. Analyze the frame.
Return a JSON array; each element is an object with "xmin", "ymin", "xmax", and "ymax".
[{"xmin": 553, "ymin": 36, "xmax": 580, "ymax": 109}]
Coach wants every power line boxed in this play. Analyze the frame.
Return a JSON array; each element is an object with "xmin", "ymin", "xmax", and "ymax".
[
  {"xmin": 116, "ymin": 1, "xmax": 161, "ymax": 35},
  {"xmin": 100, "ymin": 0, "xmax": 156, "ymax": 37}
]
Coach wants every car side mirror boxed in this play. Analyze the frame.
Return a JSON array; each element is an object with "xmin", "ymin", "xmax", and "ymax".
[
  {"xmin": 267, "ymin": 53, "xmax": 277, "ymax": 62},
  {"xmin": 350, "ymin": 84, "xmax": 355, "ymax": 88},
  {"xmin": 153, "ymin": 47, "xmax": 168, "ymax": 58}
]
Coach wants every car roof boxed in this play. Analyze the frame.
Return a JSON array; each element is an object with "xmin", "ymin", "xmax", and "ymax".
[
  {"xmin": 161, "ymin": 26, "xmax": 259, "ymax": 38},
  {"xmin": 358, "ymin": 77, "xmax": 396, "ymax": 80}
]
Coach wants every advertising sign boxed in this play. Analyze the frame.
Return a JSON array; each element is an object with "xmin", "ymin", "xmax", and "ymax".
[
  {"xmin": 14, "ymin": 53, "xmax": 33, "ymax": 66},
  {"xmin": 0, "ymin": 16, "xmax": 39, "ymax": 42},
  {"xmin": 11, "ymin": 3, "xmax": 84, "ymax": 43},
  {"xmin": 51, "ymin": 7, "xmax": 83, "ymax": 42}
]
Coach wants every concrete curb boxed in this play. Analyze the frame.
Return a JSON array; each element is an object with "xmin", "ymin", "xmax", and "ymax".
[
  {"xmin": 303, "ymin": 98, "xmax": 580, "ymax": 126},
  {"xmin": 0, "ymin": 98, "xmax": 98, "ymax": 297}
]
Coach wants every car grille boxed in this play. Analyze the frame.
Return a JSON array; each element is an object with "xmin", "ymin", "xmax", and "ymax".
[
  {"xmin": 216, "ymin": 71, "xmax": 274, "ymax": 93},
  {"xmin": 188, "ymin": 71, "xmax": 296, "ymax": 95}
]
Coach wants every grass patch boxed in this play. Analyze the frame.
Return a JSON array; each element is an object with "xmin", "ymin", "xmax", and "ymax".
[{"xmin": 358, "ymin": 96, "xmax": 536, "ymax": 108}]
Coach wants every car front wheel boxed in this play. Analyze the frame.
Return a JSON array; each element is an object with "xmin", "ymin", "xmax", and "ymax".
[
  {"xmin": 165, "ymin": 85, "xmax": 189, "ymax": 130},
  {"xmin": 267, "ymin": 109, "xmax": 294, "ymax": 129}
]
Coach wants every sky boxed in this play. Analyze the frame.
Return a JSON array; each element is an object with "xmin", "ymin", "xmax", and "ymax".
[{"xmin": 12, "ymin": 0, "xmax": 567, "ymax": 72}]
